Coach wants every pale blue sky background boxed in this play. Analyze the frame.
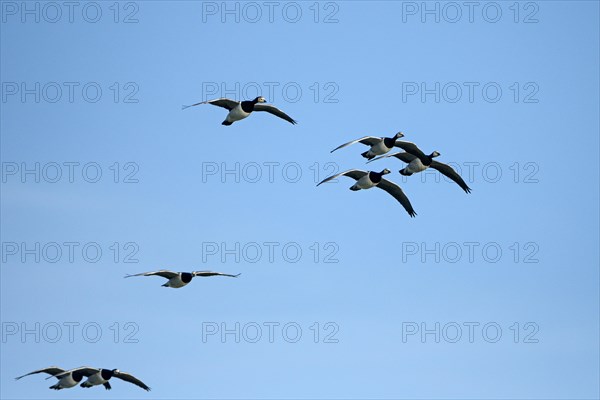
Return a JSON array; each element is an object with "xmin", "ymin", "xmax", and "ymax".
[{"xmin": 1, "ymin": 1, "xmax": 599, "ymax": 399}]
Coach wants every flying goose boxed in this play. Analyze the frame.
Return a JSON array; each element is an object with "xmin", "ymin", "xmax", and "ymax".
[
  {"xmin": 317, "ymin": 169, "xmax": 417, "ymax": 217},
  {"xmin": 55, "ymin": 367, "xmax": 150, "ymax": 391},
  {"xmin": 369, "ymin": 141, "xmax": 472, "ymax": 193},
  {"xmin": 125, "ymin": 269, "xmax": 241, "ymax": 288},
  {"xmin": 330, "ymin": 132, "xmax": 405, "ymax": 160},
  {"xmin": 15, "ymin": 366, "xmax": 81, "ymax": 390},
  {"xmin": 182, "ymin": 96, "xmax": 297, "ymax": 125}
]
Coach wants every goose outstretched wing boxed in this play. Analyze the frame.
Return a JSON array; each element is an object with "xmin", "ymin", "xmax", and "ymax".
[
  {"xmin": 15, "ymin": 367, "xmax": 65, "ymax": 380},
  {"xmin": 367, "ymin": 151, "xmax": 417, "ymax": 164},
  {"xmin": 377, "ymin": 179, "xmax": 417, "ymax": 217},
  {"xmin": 316, "ymin": 170, "xmax": 368, "ymax": 186},
  {"xmin": 182, "ymin": 98, "xmax": 239, "ymax": 111},
  {"xmin": 193, "ymin": 271, "xmax": 241, "ymax": 278},
  {"xmin": 114, "ymin": 371, "xmax": 151, "ymax": 391},
  {"xmin": 124, "ymin": 270, "xmax": 179, "ymax": 279},
  {"xmin": 330, "ymin": 137, "xmax": 383, "ymax": 153},
  {"xmin": 252, "ymin": 104, "xmax": 297, "ymax": 124},
  {"xmin": 393, "ymin": 141, "xmax": 427, "ymax": 160},
  {"xmin": 430, "ymin": 161, "xmax": 472, "ymax": 193}
]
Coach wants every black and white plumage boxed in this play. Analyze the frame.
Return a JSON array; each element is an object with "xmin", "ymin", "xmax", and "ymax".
[
  {"xmin": 55, "ymin": 367, "xmax": 150, "ymax": 391},
  {"xmin": 15, "ymin": 366, "xmax": 82, "ymax": 390},
  {"xmin": 182, "ymin": 96, "xmax": 297, "ymax": 125},
  {"xmin": 125, "ymin": 269, "xmax": 241, "ymax": 288},
  {"xmin": 330, "ymin": 132, "xmax": 404, "ymax": 160},
  {"xmin": 317, "ymin": 169, "xmax": 417, "ymax": 217},
  {"xmin": 369, "ymin": 141, "xmax": 472, "ymax": 193}
]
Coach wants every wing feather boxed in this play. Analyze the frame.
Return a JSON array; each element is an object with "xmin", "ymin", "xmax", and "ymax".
[
  {"xmin": 393, "ymin": 141, "xmax": 427, "ymax": 160},
  {"xmin": 430, "ymin": 161, "xmax": 472, "ymax": 193},
  {"xmin": 193, "ymin": 271, "xmax": 241, "ymax": 278},
  {"xmin": 367, "ymin": 152, "xmax": 417, "ymax": 164},
  {"xmin": 114, "ymin": 371, "xmax": 151, "ymax": 391},
  {"xmin": 15, "ymin": 367, "xmax": 65, "ymax": 380},
  {"xmin": 182, "ymin": 98, "xmax": 239, "ymax": 111},
  {"xmin": 376, "ymin": 179, "xmax": 417, "ymax": 217},
  {"xmin": 330, "ymin": 137, "xmax": 383, "ymax": 153},
  {"xmin": 252, "ymin": 104, "xmax": 297, "ymax": 124},
  {"xmin": 124, "ymin": 270, "xmax": 179, "ymax": 279},
  {"xmin": 316, "ymin": 169, "xmax": 368, "ymax": 186}
]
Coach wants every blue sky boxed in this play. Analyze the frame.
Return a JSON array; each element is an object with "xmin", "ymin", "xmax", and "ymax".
[{"xmin": 1, "ymin": 1, "xmax": 599, "ymax": 399}]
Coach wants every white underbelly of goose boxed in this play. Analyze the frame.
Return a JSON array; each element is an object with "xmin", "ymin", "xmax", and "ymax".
[
  {"xmin": 226, "ymin": 104, "xmax": 250, "ymax": 122},
  {"xmin": 86, "ymin": 374, "xmax": 106, "ymax": 385},
  {"xmin": 60, "ymin": 376, "xmax": 78, "ymax": 388},
  {"xmin": 370, "ymin": 141, "xmax": 390, "ymax": 155},
  {"xmin": 407, "ymin": 158, "xmax": 428, "ymax": 174},
  {"xmin": 352, "ymin": 175, "xmax": 376, "ymax": 190},
  {"xmin": 166, "ymin": 276, "xmax": 186, "ymax": 288}
]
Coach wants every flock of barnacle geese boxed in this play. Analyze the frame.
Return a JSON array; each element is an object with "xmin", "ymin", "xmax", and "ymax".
[
  {"xmin": 17, "ymin": 96, "xmax": 470, "ymax": 393},
  {"xmin": 185, "ymin": 96, "xmax": 471, "ymax": 218}
]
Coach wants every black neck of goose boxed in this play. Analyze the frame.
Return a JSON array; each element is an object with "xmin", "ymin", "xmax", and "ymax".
[
  {"xmin": 181, "ymin": 272, "xmax": 193, "ymax": 283},
  {"xmin": 72, "ymin": 371, "xmax": 83, "ymax": 382},
  {"xmin": 369, "ymin": 171, "xmax": 383, "ymax": 183},
  {"xmin": 240, "ymin": 100, "xmax": 255, "ymax": 113},
  {"xmin": 383, "ymin": 137, "xmax": 395, "ymax": 147},
  {"xmin": 101, "ymin": 369, "xmax": 113, "ymax": 380},
  {"xmin": 419, "ymin": 154, "xmax": 432, "ymax": 166}
]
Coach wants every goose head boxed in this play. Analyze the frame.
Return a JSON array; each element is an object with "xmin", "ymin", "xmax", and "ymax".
[
  {"xmin": 431, "ymin": 151, "xmax": 441, "ymax": 158},
  {"xmin": 107, "ymin": 369, "xmax": 120, "ymax": 378},
  {"xmin": 254, "ymin": 96, "xmax": 267, "ymax": 104},
  {"xmin": 380, "ymin": 168, "xmax": 391, "ymax": 175},
  {"xmin": 394, "ymin": 132, "xmax": 404, "ymax": 139}
]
